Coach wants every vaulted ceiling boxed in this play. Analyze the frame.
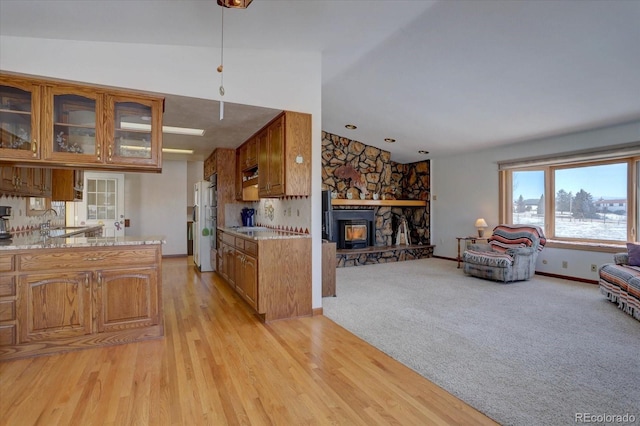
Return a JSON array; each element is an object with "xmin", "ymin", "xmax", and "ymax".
[{"xmin": 1, "ymin": 0, "xmax": 639, "ymax": 163}]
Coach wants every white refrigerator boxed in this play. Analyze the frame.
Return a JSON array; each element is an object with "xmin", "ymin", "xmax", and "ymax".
[{"xmin": 193, "ymin": 180, "xmax": 214, "ymax": 272}]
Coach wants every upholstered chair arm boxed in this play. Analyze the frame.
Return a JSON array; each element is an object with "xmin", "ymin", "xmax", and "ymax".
[
  {"xmin": 467, "ymin": 243, "xmax": 492, "ymax": 252},
  {"xmin": 505, "ymin": 247, "xmax": 535, "ymax": 256},
  {"xmin": 614, "ymin": 252, "xmax": 629, "ymax": 265}
]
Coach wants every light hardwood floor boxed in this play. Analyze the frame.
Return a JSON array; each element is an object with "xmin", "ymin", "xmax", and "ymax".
[{"xmin": 0, "ymin": 257, "xmax": 497, "ymax": 425}]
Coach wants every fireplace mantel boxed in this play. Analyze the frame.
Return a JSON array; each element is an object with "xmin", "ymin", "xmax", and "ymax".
[{"xmin": 331, "ymin": 199, "xmax": 426, "ymax": 207}]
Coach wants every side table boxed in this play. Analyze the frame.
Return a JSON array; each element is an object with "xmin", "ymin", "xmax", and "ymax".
[{"xmin": 456, "ymin": 236, "xmax": 488, "ymax": 268}]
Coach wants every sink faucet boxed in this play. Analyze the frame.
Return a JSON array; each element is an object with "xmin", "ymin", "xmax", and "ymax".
[
  {"xmin": 39, "ymin": 208, "xmax": 58, "ymax": 235},
  {"xmin": 41, "ymin": 208, "xmax": 58, "ymax": 217}
]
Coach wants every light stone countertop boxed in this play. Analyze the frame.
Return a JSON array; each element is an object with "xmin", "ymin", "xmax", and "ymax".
[
  {"xmin": 219, "ymin": 226, "xmax": 310, "ymax": 240},
  {"xmin": 0, "ymin": 228, "xmax": 165, "ymax": 251}
]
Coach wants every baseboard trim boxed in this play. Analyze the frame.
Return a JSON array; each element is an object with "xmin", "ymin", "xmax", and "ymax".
[
  {"xmin": 313, "ymin": 307, "xmax": 323, "ymax": 316},
  {"xmin": 162, "ymin": 254, "xmax": 188, "ymax": 258},
  {"xmin": 535, "ymin": 271, "xmax": 598, "ymax": 285}
]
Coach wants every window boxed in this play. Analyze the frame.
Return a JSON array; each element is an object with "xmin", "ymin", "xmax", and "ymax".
[{"xmin": 500, "ymin": 153, "xmax": 638, "ymax": 246}]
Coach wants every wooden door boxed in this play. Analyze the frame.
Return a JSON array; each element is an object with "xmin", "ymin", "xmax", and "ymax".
[
  {"xmin": 95, "ymin": 267, "xmax": 159, "ymax": 332},
  {"xmin": 18, "ymin": 271, "xmax": 92, "ymax": 342}
]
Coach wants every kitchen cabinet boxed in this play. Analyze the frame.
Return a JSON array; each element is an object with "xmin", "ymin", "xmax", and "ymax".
[
  {"xmin": 238, "ymin": 137, "xmax": 258, "ymax": 171},
  {"xmin": 42, "ymin": 83, "xmax": 105, "ymax": 165},
  {"xmin": 103, "ymin": 93, "xmax": 162, "ymax": 169},
  {"xmin": 95, "ymin": 267, "xmax": 159, "ymax": 332},
  {"xmin": 217, "ymin": 229, "xmax": 311, "ymax": 321},
  {"xmin": 257, "ymin": 111, "xmax": 311, "ymax": 198},
  {"xmin": 0, "ymin": 71, "xmax": 164, "ymax": 172},
  {"xmin": 0, "ymin": 166, "xmax": 51, "ymax": 198},
  {"xmin": 52, "ymin": 169, "xmax": 83, "ymax": 201},
  {"xmin": 0, "ymin": 253, "xmax": 17, "ymax": 347},
  {"xmin": 1, "ymin": 244, "xmax": 163, "ymax": 361},
  {"xmin": 233, "ymin": 237, "xmax": 258, "ymax": 309},
  {"xmin": 0, "ymin": 75, "xmax": 42, "ymax": 161},
  {"xmin": 18, "ymin": 271, "xmax": 93, "ymax": 343}
]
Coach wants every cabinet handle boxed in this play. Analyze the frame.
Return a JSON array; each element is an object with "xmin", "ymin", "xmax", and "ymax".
[
  {"xmin": 108, "ymin": 145, "xmax": 113, "ymax": 162},
  {"xmin": 31, "ymin": 140, "xmax": 38, "ymax": 157},
  {"xmin": 97, "ymin": 272, "xmax": 103, "ymax": 287},
  {"xmin": 97, "ymin": 143, "xmax": 101, "ymax": 161},
  {"xmin": 84, "ymin": 274, "xmax": 90, "ymax": 290}
]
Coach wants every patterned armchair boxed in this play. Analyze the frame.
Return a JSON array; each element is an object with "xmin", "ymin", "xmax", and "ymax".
[{"xmin": 462, "ymin": 224, "xmax": 546, "ymax": 283}]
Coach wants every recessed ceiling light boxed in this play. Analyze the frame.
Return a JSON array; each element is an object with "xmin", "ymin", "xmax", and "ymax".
[
  {"xmin": 345, "ymin": 124, "xmax": 357, "ymax": 130},
  {"xmin": 384, "ymin": 138, "xmax": 396, "ymax": 143},
  {"xmin": 120, "ymin": 122, "xmax": 206, "ymax": 136},
  {"xmin": 418, "ymin": 150, "xmax": 429, "ymax": 155}
]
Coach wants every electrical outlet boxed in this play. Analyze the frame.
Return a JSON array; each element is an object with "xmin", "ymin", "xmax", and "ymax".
[
  {"xmin": 562, "ymin": 261, "xmax": 568, "ymax": 269},
  {"xmin": 591, "ymin": 264, "xmax": 598, "ymax": 272}
]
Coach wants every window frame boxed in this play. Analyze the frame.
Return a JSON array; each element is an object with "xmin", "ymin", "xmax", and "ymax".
[{"xmin": 499, "ymin": 156, "xmax": 638, "ymax": 251}]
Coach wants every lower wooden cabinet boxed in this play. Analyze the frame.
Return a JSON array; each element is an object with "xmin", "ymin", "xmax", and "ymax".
[
  {"xmin": 0, "ymin": 244, "xmax": 163, "ymax": 361},
  {"xmin": 19, "ymin": 271, "xmax": 92, "ymax": 343},
  {"xmin": 95, "ymin": 267, "xmax": 159, "ymax": 332},
  {"xmin": 217, "ymin": 230, "xmax": 311, "ymax": 321}
]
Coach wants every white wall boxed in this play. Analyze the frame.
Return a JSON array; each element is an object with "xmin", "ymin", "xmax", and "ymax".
[
  {"xmin": 0, "ymin": 35, "xmax": 323, "ymax": 308},
  {"xmin": 432, "ymin": 120, "xmax": 640, "ymax": 281},
  {"xmin": 124, "ymin": 161, "xmax": 187, "ymax": 256}
]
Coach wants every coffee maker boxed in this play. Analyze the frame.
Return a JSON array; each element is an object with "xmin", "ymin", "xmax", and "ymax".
[{"xmin": 0, "ymin": 206, "xmax": 12, "ymax": 239}]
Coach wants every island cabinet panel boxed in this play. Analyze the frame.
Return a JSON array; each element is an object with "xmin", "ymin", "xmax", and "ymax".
[
  {"xmin": 0, "ymin": 254, "xmax": 17, "ymax": 347},
  {"xmin": 18, "ymin": 272, "xmax": 92, "ymax": 343},
  {"xmin": 217, "ymin": 230, "xmax": 311, "ymax": 322},
  {"xmin": 0, "ymin": 244, "xmax": 163, "ymax": 361},
  {"xmin": 95, "ymin": 267, "xmax": 159, "ymax": 332}
]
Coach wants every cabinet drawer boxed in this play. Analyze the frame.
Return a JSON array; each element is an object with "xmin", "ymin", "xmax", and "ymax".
[
  {"xmin": 0, "ymin": 276, "xmax": 15, "ymax": 297},
  {"xmin": 0, "ymin": 255, "xmax": 14, "ymax": 272},
  {"xmin": 235, "ymin": 237, "xmax": 245, "ymax": 250},
  {"xmin": 19, "ymin": 247, "xmax": 158, "ymax": 271},
  {"xmin": 244, "ymin": 240, "xmax": 258, "ymax": 256},
  {"xmin": 0, "ymin": 300, "xmax": 15, "ymax": 322},
  {"xmin": 222, "ymin": 232, "xmax": 235, "ymax": 245},
  {"xmin": 0, "ymin": 324, "xmax": 17, "ymax": 346}
]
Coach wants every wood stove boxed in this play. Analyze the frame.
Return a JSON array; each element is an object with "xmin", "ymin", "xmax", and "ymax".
[
  {"xmin": 338, "ymin": 219, "xmax": 369, "ymax": 249},
  {"xmin": 324, "ymin": 207, "xmax": 375, "ymax": 249}
]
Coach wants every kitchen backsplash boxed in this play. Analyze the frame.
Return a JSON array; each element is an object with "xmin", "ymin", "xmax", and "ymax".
[
  {"xmin": 0, "ymin": 195, "xmax": 65, "ymax": 233},
  {"xmin": 223, "ymin": 197, "xmax": 310, "ymax": 233}
]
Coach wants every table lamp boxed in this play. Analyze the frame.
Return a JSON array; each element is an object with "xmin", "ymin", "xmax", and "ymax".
[{"xmin": 474, "ymin": 218, "xmax": 488, "ymax": 237}]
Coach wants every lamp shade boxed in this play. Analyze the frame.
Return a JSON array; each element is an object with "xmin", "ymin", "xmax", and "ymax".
[{"xmin": 474, "ymin": 218, "xmax": 488, "ymax": 228}]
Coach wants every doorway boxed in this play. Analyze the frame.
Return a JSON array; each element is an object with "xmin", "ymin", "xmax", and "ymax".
[{"xmin": 72, "ymin": 172, "xmax": 125, "ymax": 237}]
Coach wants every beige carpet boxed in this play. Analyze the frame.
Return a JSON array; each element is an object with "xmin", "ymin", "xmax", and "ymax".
[{"xmin": 323, "ymin": 258, "xmax": 640, "ymax": 426}]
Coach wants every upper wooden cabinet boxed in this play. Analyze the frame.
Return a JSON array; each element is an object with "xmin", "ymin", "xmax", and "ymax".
[
  {"xmin": 0, "ymin": 72, "xmax": 164, "ymax": 172},
  {"xmin": 0, "ymin": 76, "xmax": 42, "ymax": 161},
  {"xmin": 0, "ymin": 166, "xmax": 51, "ymax": 198},
  {"xmin": 51, "ymin": 169, "xmax": 83, "ymax": 201},
  {"xmin": 238, "ymin": 137, "xmax": 258, "ymax": 171},
  {"xmin": 257, "ymin": 111, "xmax": 311, "ymax": 198}
]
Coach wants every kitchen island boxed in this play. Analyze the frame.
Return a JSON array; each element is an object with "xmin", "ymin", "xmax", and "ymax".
[
  {"xmin": 0, "ymin": 230, "xmax": 165, "ymax": 361},
  {"xmin": 217, "ymin": 226, "xmax": 311, "ymax": 322}
]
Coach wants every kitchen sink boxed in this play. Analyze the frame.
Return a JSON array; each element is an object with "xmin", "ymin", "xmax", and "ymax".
[{"xmin": 231, "ymin": 226, "xmax": 269, "ymax": 233}]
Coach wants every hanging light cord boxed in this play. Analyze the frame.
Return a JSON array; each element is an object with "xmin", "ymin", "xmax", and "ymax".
[{"xmin": 218, "ymin": 6, "xmax": 225, "ymax": 119}]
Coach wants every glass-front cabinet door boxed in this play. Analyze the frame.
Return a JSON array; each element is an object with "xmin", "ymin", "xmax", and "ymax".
[
  {"xmin": 105, "ymin": 95, "xmax": 162, "ymax": 168},
  {"xmin": 42, "ymin": 85, "xmax": 104, "ymax": 164},
  {"xmin": 0, "ymin": 78, "xmax": 42, "ymax": 160}
]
